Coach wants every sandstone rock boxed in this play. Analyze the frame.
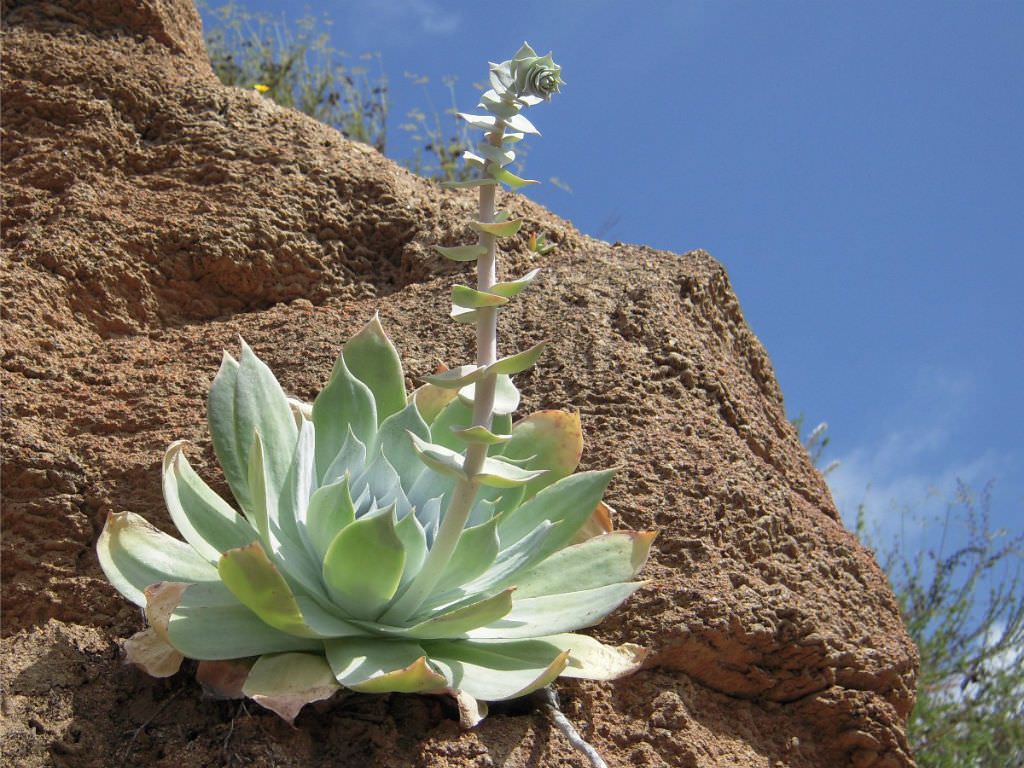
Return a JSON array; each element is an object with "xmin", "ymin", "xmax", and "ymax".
[{"xmin": 1, "ymin": 2, "xmax": 917, "ymax": 765}]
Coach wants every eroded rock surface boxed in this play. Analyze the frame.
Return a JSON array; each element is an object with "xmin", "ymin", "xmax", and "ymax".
[{"xmin": 1, "ymin": 2, "xmax": 918, "ymax": 766}]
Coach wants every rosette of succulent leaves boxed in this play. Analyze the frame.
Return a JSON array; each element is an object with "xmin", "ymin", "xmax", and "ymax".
[{"xmin": 98, "ymin": 43, "xmax": 654, "ymax": 727}]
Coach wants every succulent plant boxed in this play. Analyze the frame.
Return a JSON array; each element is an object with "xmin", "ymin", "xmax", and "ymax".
[{"xmin": 97, "ymin": 42, "xmax": 652, "ymax": 726}]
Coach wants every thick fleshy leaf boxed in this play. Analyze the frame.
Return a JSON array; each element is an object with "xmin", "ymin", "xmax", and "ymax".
[
  {"xmin": 434, "ymin": 243, "xmax": 487, "ymax": 262},
  {"xmin": 325, "ymin": 637, "xmax": 446, "ymax": 693},
  {"xmin": 412, "ymin": 381, "xmax": 459, "ymax": 424},
  {"xmin": 149, "ymin": 582, "xmax": 322, "ymax": 660},
  {"xmin": 480, "ymin": 90, "xmax": 519, "ymax": 120},
  {"xmin": 313, "ymin": 352, "xmax": 376, "ymax": 480},
  {"xmin": 322, "ymin": 507, "xmax": 405, "ymax": 618},
  {"xmin": 321, "ymin": 428, "xmax": 367, "ymax": 487},
  {"xmin": 497, "ymin": 470, "xmax": 615, "ymax": 551},
  {"xmin": 424, "ymin": 364, "xmax": 485, "ymax": 389},
  {"xmin": 343, "ymin": 314, "xmax": 407, "ymax": 422},
  {"xmin": 489, "ymin": 268, "xmax": 540, "ymax": 296},
  {"xmin": 97, "ymin": 511, "xmax": 219, "ymax": 607},
  {"xmin": 468, "ymin": 582, "xmax": 643, "ymax": 639},
  {"xmin": 462, "ymin": 150, "xmax": 486, "ymax": 168},
  {"xmin": 511, "ymin": 531, "xmax": 656, "ymax": 598},
  {"xmin": 123, "ymin": 627, "xmax": 183, "ymax": 678},
  {"xmin": 476, "ymin": 143, "xmax": 515, "ymax": 167},
  {"xmin": 278, "ymin": 418, "xmax": 316, "ymax": 549},
  {"xmin": 395, "ymin": 508, "xmax": 428, "ymax": 589},
  {"xmin": 408, "ymin": 432, "xmax": 468, "ymax": 481},
  {"xmin": 242, "ymin": 653, "xmax": 342, "ymax": 724},
  {"xmin": 497, "ymin": 411, "xmax": 585, "ymax": 498},
  {"xmin": 207, "ymin": 352, "xmax": 249, "ymax": 510},
  {"xmin": 450, "ymin": 425, "xmax": 511, "ymax": 446},
  {"xmin": 303, "ymin": 476, "xmax": 356, "ymax": 562},
  {"xmin": 547, "ymin": 633, "xmax": 648, "ymax": 680},
  {"xmin": 372, "ymin": 403, "xmax": 430, "ymax": 492},
  {"xmin": 571, "ymin": 500, "xmax": 614, "ymax": 544},
  {"xmin": 218, "ymin": 542, "xmax": 361, "ymax": 638},
  {"xmin": 456, "ymin": 112, "xmax": 497, "ymax": 130},
  {"xmin": 163, "ymin": 441, "xmax": 257, "ymax": 564},
  {"xmin": 458, "ymin": 374, "xmax": 520, "ymax": 415},
  {"xmin": 246, "ymin": 432, "xmax": 272, "ymax": 545},
  {"xmin": 494, "ymin": 167, "xmax": 539, "ymax": 190},
  {"xmin": 433, "ymin": 517, "xmax": 501, "ymax": 595},
  {"xmin": 426, "ymin": 639, "xmax": 569, "ymax": 701},
  {"xmin": 505, "ymin": 112, "xmax": 540, "ymax": 135},
  {"xmin": 486, "ymin": 342, "xmax": 547, "ymax": 377},
  {"xmin": 470, "ymin": 219, "xmax": 522, "ymax": 238},
  {"xmin": 452, "ymin": 285, "xmax": 509, "ymax": 309},
  {"xmin": 475, "ymin": 456, "xmax": 547, "ymax": 489},
  {"xmin": 402, "ymin": 589, "xmax": 513, "ymax": 640},
  {"xmin": 450, "ymin": 305, "xmax": 481, "ymax": 325}
]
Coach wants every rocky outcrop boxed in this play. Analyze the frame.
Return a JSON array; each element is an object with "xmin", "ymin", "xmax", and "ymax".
[{"xmin": 1, "ymin": 2, "xmax": 917, "ymax": 766}]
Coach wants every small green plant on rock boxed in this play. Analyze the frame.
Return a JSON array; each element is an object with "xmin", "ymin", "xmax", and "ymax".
[{"xmin": 98, "ymin": 43, "xmax": 652, "ymax": 730}]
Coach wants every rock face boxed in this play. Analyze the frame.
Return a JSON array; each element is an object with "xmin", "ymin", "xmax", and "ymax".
[{"xmin": 0, "ymin": 2, "xmax": 918, "ymax": 766}]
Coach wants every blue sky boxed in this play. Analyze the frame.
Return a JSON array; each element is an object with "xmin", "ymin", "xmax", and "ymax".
[{"xmin": 200, "ymin": 1, "xmax": 1023, "ymax": 552}]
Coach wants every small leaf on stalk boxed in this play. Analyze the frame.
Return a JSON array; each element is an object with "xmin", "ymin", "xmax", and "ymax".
[
  {"xmin": 486, "ymin": 342, "xmax": 547, "ymax": 377},
  {"xmin": 479, "ymin": 90, "xmax": 519, "ymax": 120},
  {"xmin": 456, "ymin": 112, "xmax": 497, "ymax": 130},
  {"xmin": 462, "ymin": 150, "xmax": 485, "ymax": 167},
  {"xmin": 452, "ymin": 285, "xmax": 509, "ymax": 309},
  {"xmin": 494, "ymin": 168, "xmax": 539, "ymax": 190},
  {"xmin": 435, "ymin": 244, "xmax": 487, "ymax": 262},
  {"xmin": 475, "ymin": 457, "xmax": 547, "ymax": 488},
  {"xmin": 476, "ymin": 143, "xmax": 515, "ymax": 167},
  {"xmin": 424, "ymin": 364, "xmax": 485, "ymax": 389},
  {"xmin": 408, "ymin": 431, "xmax": 468, "ymax": 480},
  {"xmin": 491, "ymin": 268, "xmax": 541, "ymax": 298},
  {"xmin": 450, "ymin": 305, "xmax": 481, "ymax": 325},
  {"xmin": 470, "ymin": 219, "xmax": 523, "ymax": 238},
  {"xmin": 451, "ymin": 425, "xmax": 512, "ymax": 445},
  {"xmin": 459, "ymin": 374, "xmax": 520, "ymax": 415},
  {"xmin": 505, "ymin": 112, "xmax": 540, "ymax": 135}
]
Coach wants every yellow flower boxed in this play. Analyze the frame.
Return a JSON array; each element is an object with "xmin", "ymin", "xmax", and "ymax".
[{"xmin": 253, "ymin": 83, "xmax": 270, "ymax": 94}]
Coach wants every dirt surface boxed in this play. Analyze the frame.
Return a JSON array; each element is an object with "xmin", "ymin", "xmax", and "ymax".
[{"xmin": 1, "ymin": 2, "xmax": 918, "ymax": 766}]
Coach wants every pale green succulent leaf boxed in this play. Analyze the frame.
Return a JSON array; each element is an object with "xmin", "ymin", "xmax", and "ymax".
[
  {"xmin": 450, "ymin": 305, "xmax": 482, "ymax": 324},
  {"xmin": 235, "ymin": 340, "xmax": 299, "ymax": 506},
  {"xmin": 475, "ymin": 456, "xmax": 547, "ymax": 489},
  {"xmin": 322, "ymin": 506, "xmax": 405, "ymax": 619},
  {"xmin": 440, "ymin": 178, "xmax": 498, "ymax": 189},
  {"xmin": 343, "ymin": 313, "xmax": 407, "ymax": 423},
  {"xmin": 479, "ymin": 90, "xmax": 519, "ymax": 120},
  {"xmin": 433, "ymin": 516, "xmax": 501, "ymax": 595},
  {"xmin": 546, "ymin": 633, "xmax": 648, "ymax": 681},
  {"xmin": 403, "ymin": 589, "xmax": 513, "ymax": 640},
  {"xmin": 512, "ymin": 531, "xmax": 656, "ymax": 598},
  {"xmin": 497, "ymin": 410, "xmax": 584, "ymax": 498},
  {"xmin": 424, "ymin": 364, "xmax": 485, "ymax": 389},
  {"xmin": 207, "ymin": 352, "xmax": 250, "ymax": 512},
  {"xmin": 497, "ymin": 469, "xmax": 615, "ymax": 551},
  {"xmin": 153, "ymin": 582, "xmax": 323, "ymax": 660},
  {"xmin": 470, "ymin": 219, "xmax": 523, "ymax": 238},
  {"xmin": 218, "ymin": 541, "xmax": 354, "ymax": 639},
  {"xmin": 505, "ymin": 112, "xmax": 540, "ymax": 135},
  {"xmin": 325, "ymin": 637, "xmax": 445, "ymax": 693},
  {"xmin": 372, "ymin": 402, "xmax": 431, "ymax": 492},
  {"xmin": 452, "ymin": 285, "xmax": 510, "ymax": 309},
  {"xmin": 486, "ymin": 342, "xmax": 547, "ymax": 377},
  {"xmin": 490, "ymin": 269, "xmax": 541, "ymax": 298},
  {"xmin": 435, "ymin": 243, "xmax": 487, "ymax": 262},
  {"xmin": 162, "ymin": 441, "xmax": 257, "ymax": 564},
  {"xmin": 456, "ymin": 112, "xmax": 497, "ymax": 131},
  {"xmin": 494, "ymin": 167, "xmax": 539, "ymax": 190},
  {"xmin": 278, "ymin": 418, "xmax": 315, "ymax": 551},
  {"xmin": 459, "ymin": 374, "xmax": 520, "ymax": 415},
  {"xmin": 395, "ymin": 509, "xmax": 428, "ymax": 590},
  {"xmin": 408, "ymin": 431, "xmax": 468, "ymax": 480},
  {"xmin": 412, "ymin": 381, "xmax": 459, "ymax": 424},
  {"xmin": 242, "ymin": 652, "xmax": 342, "ymax": 724},
  {"xmin": 302, "ymin": 475, "xmax": 356, "ymax": 563},
  {"xmin": 462, "ymin": 150, "xmax": 485, "ymax": 167},
  {"xmin": 450, "ymin": 425, "xmax": 511, "ymax": 446},
  {"xmin": 321, "ymin": 427, "xmax": 367, "ymax": 486},
  {"xmin": 469, "ymin": 582, "xmax": 643, "ymax": 639},
  {"xmin": 313, "ymin": 351, "xmax": 377, "ymax": 480},
  {"xmin": 476, "ymin": 143, "xmax": 515, "ymax": 167},
  {"xmin": 246, "ymin": 431, "xmax": 272, "ymax": 545},
  {"xmin": 97, "ymin": 511, "xmax": 219, "ymax": 607},
  {"xmin": 425, "ymin": 638, "xmax": 569, "ymax": 701}
]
